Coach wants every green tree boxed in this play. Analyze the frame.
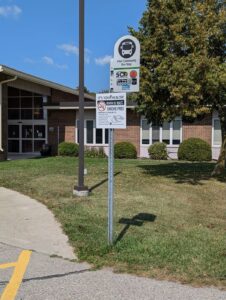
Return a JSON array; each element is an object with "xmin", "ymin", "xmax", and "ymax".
[{"xmin": 130, "ymin": 0, "xmax": 226, "ymax": 174}]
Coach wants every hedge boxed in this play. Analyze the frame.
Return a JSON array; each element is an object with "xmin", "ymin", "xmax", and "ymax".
[
  {"xmin": 178, "ymin": 138, "xmax": 212, "ymax": 161},
  {"xmin": 114, "ymin": 142, "xmax": 137, "ymax": 159},
  {"xmin": 148, "ymin": 142, "xmax": 168, "ymax": 160},
  {"xmin": 85, "ymin": 147, "xmax": 106, "ymax": 158},
  {"xmin": 58, "ymin": 142, "xmax": 79, "ymax": 157}
]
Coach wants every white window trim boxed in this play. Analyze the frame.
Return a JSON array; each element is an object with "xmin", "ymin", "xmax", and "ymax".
[
  {"xmin": 212, "ymin": 117, "xmax": 222, "ymax": 147},
  {"xmin": 75, "ymin": 119, "xmax": 108, "ymax": 146},
  {"xmin": 140, "ymin": 117, "xmax": 182, "ymax": 147}
]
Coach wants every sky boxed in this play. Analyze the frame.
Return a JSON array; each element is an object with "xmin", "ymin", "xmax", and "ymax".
[{"xmin": 0, "ymin": 0, "xmax": 147, "ymax": 92}]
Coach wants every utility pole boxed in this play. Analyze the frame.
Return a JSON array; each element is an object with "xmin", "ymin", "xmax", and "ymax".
[{"xmin": 74, "ymin": 0, "xmax": 89, "ymax": 197}]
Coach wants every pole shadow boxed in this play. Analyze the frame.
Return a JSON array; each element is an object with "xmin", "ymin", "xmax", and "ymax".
[
  {"xmin": 115, "ymin": 213, "xmax": 156, "ymax": 244},
  {"xmin": 89, "ymin": 172, "xmax": 121, "ymax": 192}
]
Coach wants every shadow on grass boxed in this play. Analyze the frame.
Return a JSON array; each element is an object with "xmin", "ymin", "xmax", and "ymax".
[
  {"xmin": 138, "ymin": 162, "xmax": 226, "ymax": 185},
  {"xmin": 89, "ymin": 172, "xmax": 121, "ymax": 192},
  {"xmin": 115, "ymin": 213, "xmax": 156, "ymax": 244}
]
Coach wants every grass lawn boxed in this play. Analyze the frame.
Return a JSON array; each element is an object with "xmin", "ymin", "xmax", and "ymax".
[{"xmin": 0, "ymin": 157, "xmax": 225, "ymax": 288}]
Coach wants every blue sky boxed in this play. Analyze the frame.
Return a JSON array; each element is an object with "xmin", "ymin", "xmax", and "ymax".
[{"xmin": 0, "ymin": 0, "xmax": 147, "ymax": 92}]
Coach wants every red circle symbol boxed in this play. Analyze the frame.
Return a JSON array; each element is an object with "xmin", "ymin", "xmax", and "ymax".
[
  {"xmin": 130, "ymin": 70, "xmax": 137, "ymax": 78},
  {"xmin": 97, "ymin": 101, "xmax": 106, "ymax": 112}
]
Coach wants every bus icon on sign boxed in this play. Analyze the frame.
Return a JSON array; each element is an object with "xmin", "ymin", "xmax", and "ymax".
[
  {"xmin": 119, "ymin": 39, "xmax": 136, "ymax": 59},
  {"xmin": 122, "ymin": 42, "xmax": 133, "ymax": 56}
]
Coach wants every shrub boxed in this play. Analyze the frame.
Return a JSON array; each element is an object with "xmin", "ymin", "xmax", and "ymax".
[
  {"xmin": 85, "ymin": 147, "xmax": 107, "ymax": 158},
  {"xmin": 178, "ymin": 138, "xmax": 212, "ymax": 161},
  {"xmin": 58, "ymin": 142, "xmax": 79, "ymax": 157},
  {"xmin": 148, "ymin": 142, "xmax": 168, "ymax": 160},
  {"xmin": 114, "ymin": 142, "xmax": 137, "ymax": 159}
]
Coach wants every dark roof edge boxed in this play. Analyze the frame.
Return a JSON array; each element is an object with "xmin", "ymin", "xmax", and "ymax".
[{"xmin": 0, "ymin": 65, "xmax": 95, "ymax": 100}]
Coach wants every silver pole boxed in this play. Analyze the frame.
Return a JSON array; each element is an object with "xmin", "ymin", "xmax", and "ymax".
[{"xmin": 108, "ymin": 128, "xmax": 114, "ymax": 245}]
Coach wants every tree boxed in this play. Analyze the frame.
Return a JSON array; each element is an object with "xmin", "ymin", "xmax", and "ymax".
[
  {"xmin": 76, "ymin": 86, "xmax": 90, "ymax": 94},
  {"xmin": 130, "ymin": 0, "xmax": 226, "ymax": 175}
]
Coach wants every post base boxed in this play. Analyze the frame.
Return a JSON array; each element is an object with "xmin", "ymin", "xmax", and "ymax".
[{"xmin": 73, "ymin": 186, "xmax": 89, "ymax": 197}]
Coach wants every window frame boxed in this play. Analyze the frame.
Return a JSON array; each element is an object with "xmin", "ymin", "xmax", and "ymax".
[
  {"xmin": 140, "ymin": 117, "xmax": 182, "ymax": 146},
  {"xmin": 76, "ymin": 119, "xmax": 109, "ymax": 146},
  {"xmin": 212, "ymin": 117, "xmax": 222, "ymax": 147}
]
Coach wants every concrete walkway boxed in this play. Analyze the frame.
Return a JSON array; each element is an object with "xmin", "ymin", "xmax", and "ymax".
[
  {"xmin": 0, "ymin": 187, "xmax": 75, "ymax": 259},
  {"xmin": 0, "ymin": 187, "xmax": 226, "ymax": 299}
]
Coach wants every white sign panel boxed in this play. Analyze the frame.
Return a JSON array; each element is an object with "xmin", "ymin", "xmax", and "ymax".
[
  {"xmin": 111, "ymin": 35, "xmax": 140, "ymax": 93},
  {"xmin": 113, "ymin": 35, "xmax": 140, "ymax": 68},
  {"xmin": 96, "ymin": 93, "xmax": 127, "ymax": 129},
  {"xmin": 112, "ymin": 67, "xmax": 140, "ymax": 93}
]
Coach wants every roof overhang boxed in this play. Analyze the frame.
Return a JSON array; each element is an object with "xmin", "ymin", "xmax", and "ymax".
[{"xmin": 0, "ymin": 65, "xmax": 95, "ymax": 100}]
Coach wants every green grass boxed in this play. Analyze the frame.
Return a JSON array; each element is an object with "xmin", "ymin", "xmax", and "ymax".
[{"xmin": 0, "ymin": 157, "xmax": 226, "ymax": 287}]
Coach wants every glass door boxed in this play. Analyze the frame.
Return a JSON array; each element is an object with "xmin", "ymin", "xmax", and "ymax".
[
  {"xmin": 8, "ymin": 122, "xmax": 46, "ymax": 153},
  {"xmin": 22, "ymin": 125, "xmax": 33, "ymax": 152},
  {"xmin": 8, "ymin": 125, "xmax": 20, "ymax": 153}
]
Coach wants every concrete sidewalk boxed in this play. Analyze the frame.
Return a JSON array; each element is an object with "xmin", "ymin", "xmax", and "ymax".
[
  {"xmin": 0, "ymin": 187, "xmax": 75, "ymax": 259},
  {"xmin": 0, "ymin": 187, "xmax": 225, "ymax": 300}
]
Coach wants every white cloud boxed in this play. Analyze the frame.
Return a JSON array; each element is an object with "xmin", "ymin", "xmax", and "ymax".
[
  {"xmin": 58, "ymin": 43, "xmax": 91, "ymax": 64},
  {"xmin": 57, "ymin": 44, "xmax": 79, "ymax": 56},
  {"xmin": 42, "ymin": 56, "xmax": 68, "ymax": 70},
  {"xmin": 42, "ymin": 56, "xmax": 54, "ymax": 65},
  {"xmin": 24, "ymin": 58, "xmax": 36, "ymax": 64},
  {"xmin": 0, "ymin": 5, "xmax": 22, "ymax": 17},
  {"xmin": 95, "ymin": 55, "xmax": 112, "ymax": 66}
]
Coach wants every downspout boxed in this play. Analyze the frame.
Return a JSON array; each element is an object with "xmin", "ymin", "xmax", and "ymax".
[{"xmin": 0, "ymin": 76, "xmax": 17, "ymax": 152}]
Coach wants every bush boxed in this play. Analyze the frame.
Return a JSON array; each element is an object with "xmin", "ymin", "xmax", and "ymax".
[
  {"xmin": 178, "ymin": 138, "xmax": 212, "ymax": 161},
  {"xmin": 58, "ymin": 142, "xmax": 79, "ymax": 157},
  {"xmin": 148, "ymin": 142, "xmax": 168, "ymax": 160},
  {"xmin": 85, "ymin": 147, "xmax": 107, "ymax": 158},
  {"xmin": 114, "ymin": 142, "xmax": 137, "ymax": 159}
]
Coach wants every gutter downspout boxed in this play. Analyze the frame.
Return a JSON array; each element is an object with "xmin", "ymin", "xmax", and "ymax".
[{"xmin": 0, "ymin": 76, "xmax": 17, "ymax": 152}]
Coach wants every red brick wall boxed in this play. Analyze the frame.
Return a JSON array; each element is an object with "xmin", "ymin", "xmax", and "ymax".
[
  {"xmin": 51, "ymin": 89, "xmax": 79, "ymax": 104},
  {"xmin": 48, "ymin": 110, "xmax": 76, "ymax": 154},
  {"xmin": 115, "ymin": 109, "xmax": 140, "ymax": 156},
  {"xmin": 182, "ymin": 115, "xmax": 212, "ymax": 145}
]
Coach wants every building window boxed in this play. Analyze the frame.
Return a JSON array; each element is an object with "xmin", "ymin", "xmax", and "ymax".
[
  {"xmin": 172, "ymin": 120, "xmax": 181, "ymax": 145},
  {"xmin": 76, "ymin": 120, "xmax": 108, "ymax": 145},
  {"xmin": 213, "ymin": 119, "xmax": 222, "ymax": 146},
  {"xmin": 96, "ymin": 129, "xmax": 103, "ymax": 144},
  {"xmin": 141, "ymin": 118, "xmax": 182, "ymax": 146},
  {"xmin": 141, "ymin": 119, "xmax": 150, "ymax": 144},
  {"xmin": 162, "ymin": 122, "xmax": 170, "ymax": 144},
  {"xmin": 8, "ymin": 87, "xmax": 45, "ymax": 121},
  {"xmin": 86, "ymin": 120, "xmax": 94, "ymax": 144},
  {"xmin": 152, "ymin": 124, "xmax": 160, "ymax": 144}
]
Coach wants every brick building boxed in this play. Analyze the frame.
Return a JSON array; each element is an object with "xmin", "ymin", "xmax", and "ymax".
[{"xmin": 0, "ymin": 65, "xmax": 222, "ymax": 161}]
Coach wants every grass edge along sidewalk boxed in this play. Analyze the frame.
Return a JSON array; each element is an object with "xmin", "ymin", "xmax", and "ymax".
[{"xmin": 0, "ymin": 157, "xmax": 225, "ymax": 289}]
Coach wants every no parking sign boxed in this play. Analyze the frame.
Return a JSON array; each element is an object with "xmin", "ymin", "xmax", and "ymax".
[{"xmin": 96, "ymin": 93, "xmax": 126, "ymax": 129}]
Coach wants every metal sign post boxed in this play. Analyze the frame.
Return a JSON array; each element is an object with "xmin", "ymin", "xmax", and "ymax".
[
  {"xmin": 96, "ymin": 93, "xmax": 126, "ymax": 245},
  {"xmin": 108, "ymin": 128, "xmax": 114, "ymax": 244}
]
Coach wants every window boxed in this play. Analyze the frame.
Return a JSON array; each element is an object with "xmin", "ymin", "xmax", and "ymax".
[
  {"xmin": 173, "ymin": 120, "xmax": 181, "ymax": 145},
  {"xmin": 162, "ymin": 122, "xmax": 170, "ymax": 144},
  {"xmin": 152, "ymin": 124, "xmax": 160, "ymax": 144},
  {"xmin": 141, "ymin": 118, "xmax": 182, "ymax": 145},
  {"xmin": 86, "ymin": 120, "xmax": 94, "ymax": 144},
  {"xmin": 8, "ymin": 87, "xmax": 45, "ymax": 120},
  {"xmin": 96, "ymin": 129, "xmax": 103, "ymax": 144},
  {"xmin": 105, "ymin": 129, "xmax": 109, "ymax": 144},
  {"xmin": 141, "ymin": 119, "xmax": 150, "ymax": 144},
  {"xmin": 213, "ymin": 119, "xmax": 222, "ymax": 146},
  {"xmin": 76, "ymin": 120, "xmax": 108, "ymax": 145}
]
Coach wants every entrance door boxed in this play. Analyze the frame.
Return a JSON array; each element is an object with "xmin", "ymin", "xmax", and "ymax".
[{"xmin": 8, "ymin": 122, "xmax": 46, "ymax": 153}]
